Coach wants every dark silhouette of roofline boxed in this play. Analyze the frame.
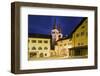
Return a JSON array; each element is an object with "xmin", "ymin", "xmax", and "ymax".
[
  {"xmin": 28, "ymin": 33, "xmax": 52, "ymax": 50},
  {"xmin": 57, "ymin": 17, "xmax": 87, "ymax": 41},
  {"xmin": 28, "ymin": 33, "xmax": 52, "ymax": 39},
  {"xmin": 70, "ymin": 17, "xmax": 87, "ymax": 35}
]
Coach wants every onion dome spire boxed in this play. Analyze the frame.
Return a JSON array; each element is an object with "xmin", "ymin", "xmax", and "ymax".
[
  {"xmin": 53, "ymin": 18, "xmax": 57, "ymax": 29},
  {"xmin": 58, "ymin": 24, "xmax": 62, "ymax": 33}
]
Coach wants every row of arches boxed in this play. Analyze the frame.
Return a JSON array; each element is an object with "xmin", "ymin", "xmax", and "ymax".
[{"xmin": 29, "ymin": 52, "xmax": 48, "ymax": 58}]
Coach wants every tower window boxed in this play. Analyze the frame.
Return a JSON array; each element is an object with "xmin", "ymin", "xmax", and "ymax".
[
  {"xmin": 59, "ymin": 35, "xmax": 61, "ymax": 38},
  {"xmin": 52, "ymin": 32, "xmax": 55, "ymax": 34}
]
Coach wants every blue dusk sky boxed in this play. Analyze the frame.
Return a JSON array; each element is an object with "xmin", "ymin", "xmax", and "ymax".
[{"xmin": 28, "ymin": 15, "xmax": 84, "ymax": 36}]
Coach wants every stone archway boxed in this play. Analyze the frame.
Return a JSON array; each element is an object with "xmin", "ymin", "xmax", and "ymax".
[{"xmin": 40, "ymin": 53, "xmax": 44, "ymax": 57}]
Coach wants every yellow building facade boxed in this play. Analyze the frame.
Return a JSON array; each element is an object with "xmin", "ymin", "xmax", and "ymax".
[
  {"xmin": 28, "ymin": 18, "xmax": 88, "ymax": 60},
  {"xmin": 69, "ymin": 18, "xmax": 88, "ymax": 58},
  {"xmin": 54, "ymin": 18, "xmax": 88, "ymax": 58},
  {"xmin": 55, "ymin": 38, "xmax": 72, "ymax": 58},
  {"xmin": 28, "ymin": 34, "xmax": 51, "ymax": 60}
]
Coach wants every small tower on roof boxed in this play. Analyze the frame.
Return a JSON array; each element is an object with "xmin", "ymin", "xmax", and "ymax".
[
  {"xmin": 58, "ymin": 24, "xmax": 61, "ymax": 33},
  {"xmin": 58, "ymin": 24, "xmax": 63, "ymax": 39}
]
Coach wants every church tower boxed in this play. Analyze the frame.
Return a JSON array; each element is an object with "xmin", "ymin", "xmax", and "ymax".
[{"xmin": 51, "ymin": 19, "xmax": 63, "ymax": 49}]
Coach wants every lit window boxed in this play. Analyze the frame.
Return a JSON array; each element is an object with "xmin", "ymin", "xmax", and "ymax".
[
  {"xmin": 45, "ymin": 53, "xmax": 47, "ymax": 56},
  {"xmin": 40, "ymin": 53, "xmax": 43, "ymax": 57},
  {"xmin": 38, "ymin": 40, "xmax": 42, "ymax": 43},
  {"xmin": 32, "ymin": 47, "xmax": 36, "ymax": 50},
  {"xmin": 82, "ymin": 26, "xmax": 85, "ymax": 28},
  {"xmin": 44, "ymin": 47, "xmax": 48, "ymax": 50},
  {"xmin": 81, "ymin": 32, "xmax": 84, "ymax": 36},
  {"xmin": 81, "ymin": 43, "xmax": 84, "ymax": 45},
  {"xmin": 78, "ymin": 43, "xmax": 80, "ymax": 46},
  {"xmin": 38, "ymin": 47, "xmax": 42, "ymax": 50},
  {"xmin": 32, "ymin": 40, "xmax": 36, "ymax": 43},
  {"xmin": 28, "ymin": 40, "xmax": 30, "ymax": 42},
  {"xmin": 44, "ymin": 40, "xmax": 48, "ymax": 43},
  {"xmin": 86, "ymin": 32, "xmax": 88, "ymax": 36},
  {"xmin": 68, "ymin": 43, "xmax": 71, "ymax": 45},
  {"xmin": 30, "ymin": 52, "xmax": 37, "ymax": 58},
  {"xmin": 76, "ymin": 33, "xmax": 79, "ymax": 37},
  {"xmin": 60, "ymin": 44, "xmax": 62, "ymax": 46},
  {"xmin": 64, "ymin": 44, "xmax": 66, "ymax": 46}
]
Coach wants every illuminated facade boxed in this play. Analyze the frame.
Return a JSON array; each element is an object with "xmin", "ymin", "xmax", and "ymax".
[
  {"xmin": 69, "ymin": 18, "xmax": 88, "ymax": 57},
  {"xmin": 55, "ymin": 38, "xmax": 72, "ymax": 57},
  {"xmin": 28, "ymin": 34, "xmax": 51, "ymax": 60},
  {"xmin": 28, "ymin": 18, "xmax": 88, "ymax": 60},
  {"xmin": 54, "ymin": 18, "xmax": 88, "ymax": 58}
]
